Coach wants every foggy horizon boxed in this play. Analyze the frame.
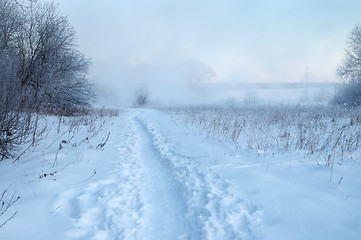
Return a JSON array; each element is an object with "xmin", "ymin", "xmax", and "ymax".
[{"xmin": 44, "ymin": 0, "xmax": 361, "ymax": 105}]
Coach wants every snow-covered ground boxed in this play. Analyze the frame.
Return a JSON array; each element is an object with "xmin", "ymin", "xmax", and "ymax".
[{"xmin": 1, "ymin": 108, "xmax": 360, "ymax": 239}]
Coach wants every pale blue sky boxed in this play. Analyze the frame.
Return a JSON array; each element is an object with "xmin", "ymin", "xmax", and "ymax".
[{"xmin": 54, "ymin": 0, "xmax": 361, "ymax": 83}]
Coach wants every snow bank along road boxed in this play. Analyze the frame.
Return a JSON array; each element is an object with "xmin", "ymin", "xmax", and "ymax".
[{"xmin": 55, "ymin": 109, "xmax": 260, "ymax": 239}]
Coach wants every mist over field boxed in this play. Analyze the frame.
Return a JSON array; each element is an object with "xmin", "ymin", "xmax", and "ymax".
[
  {"xmin": 90, "ymin": 61, "xmax": 338, "ymax": 106},
  {"xmin": 51, "ymin": 0, "xmax": 361, "ymax": 106}
]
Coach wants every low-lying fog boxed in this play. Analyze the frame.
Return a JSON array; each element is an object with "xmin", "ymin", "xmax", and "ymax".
[{"xmin": 91, "ymin": 61, "xmax": 337, "ymax": 106}]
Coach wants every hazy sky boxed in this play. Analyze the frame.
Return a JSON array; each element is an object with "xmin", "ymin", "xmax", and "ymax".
[
  {"xmin": 53, "ymin": 0, "xmax": 361, "ymax": 83},
  {"xmin": 38, "ymin": 0, "xmax": 361, "ymax": 105}
]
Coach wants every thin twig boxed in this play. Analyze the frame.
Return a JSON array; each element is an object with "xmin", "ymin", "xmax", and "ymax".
[
  {"xmin": 82, "ymin": 170, "xmax": 96, "ymax": 182},
  {"xmin": 0, "ymin": 211, "xmax": 17, "ymax": 228}
]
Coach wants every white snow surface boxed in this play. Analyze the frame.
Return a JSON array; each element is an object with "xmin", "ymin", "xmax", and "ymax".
[{"xmin": 0, "ymin": 108, "xmax": 360, "ymax": 240}]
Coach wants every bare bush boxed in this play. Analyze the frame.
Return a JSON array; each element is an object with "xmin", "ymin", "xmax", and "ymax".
[{"xmin": 133, "ymin": 87, "xmax": 150, "ymax": 107}]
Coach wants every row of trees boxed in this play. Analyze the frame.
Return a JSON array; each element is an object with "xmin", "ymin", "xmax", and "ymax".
[{"xmin": 0, "ymin": 0, "xmax": 93, "ymax": 160}]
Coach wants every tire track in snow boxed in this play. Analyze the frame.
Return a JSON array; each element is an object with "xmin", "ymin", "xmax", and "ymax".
[{"xmin": 136, "ymin": 116, "xmax": 261, "ymax": 240}]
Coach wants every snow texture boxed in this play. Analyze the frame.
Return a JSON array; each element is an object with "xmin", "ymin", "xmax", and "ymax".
[{"xmin": 0, "ymin": 108, "xmax": 360, "ymax": 240}]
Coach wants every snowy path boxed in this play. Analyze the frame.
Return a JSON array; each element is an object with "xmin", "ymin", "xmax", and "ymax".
[
  {"xmin": 135, "ymin": 114, "xmax": 259, "ymax": 240},
  {"xmin": 2, "ymin": 109, "xmax": 361, "ymax": 240},
  {"xmin": 55, "ymin": 111, "xmax": 259, "ymax": 240},
  {"xmin": 133, "ymin": 117, "xmax": 196, "ymax": 239}
]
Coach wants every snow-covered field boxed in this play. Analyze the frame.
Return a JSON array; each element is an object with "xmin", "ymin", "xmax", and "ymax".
[{"xmin": 1, "ymin": 108, "xmax": 360, "ymax": 240}]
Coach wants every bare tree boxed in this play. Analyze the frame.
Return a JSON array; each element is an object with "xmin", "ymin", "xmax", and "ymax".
[
  {"xmin": 337, "ymin": 24, "xmax": 361, "ymax": 82},
  {"xmin": 0, "ymin": 0, "xmax": 29, "ymax": 160},
  {"xmin": 0, "ymin": 0, "xmax": 93, "ymax": 159},
  {"xmin": 17, "ymin": 2, "xmax": 92, "ymax": 114},
  {"xmin": 333, "ymin": 24, "xmax": 361, "ymax": 106}
]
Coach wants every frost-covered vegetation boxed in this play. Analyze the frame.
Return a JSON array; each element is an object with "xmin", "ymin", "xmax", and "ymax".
[
  {"xmin": 0, "ymin": 109, "xmax": 116, "ymax": 229},
  {"xmin": 0, "ymin": 0, "xmax": 93, "ymax": 160},
  {"xmin": 170, "ymin": 105, "xmax": 361, "ymax": 169}
]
